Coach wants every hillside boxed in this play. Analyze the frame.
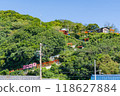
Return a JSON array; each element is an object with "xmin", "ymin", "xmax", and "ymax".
[
  {"xmin": 0, "ymin": 10, "xmax": 120, "ymax": 80},
  {"xmin": 0, "ymin": 10, "xmax": 66, "ymax": 70},
  {"xmin": 59, "ymin": 33, "xmax": 120, "ymax": 80}
]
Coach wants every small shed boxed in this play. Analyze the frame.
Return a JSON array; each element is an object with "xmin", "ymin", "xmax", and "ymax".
[
  {"xmin": 59, "ymin": 28, "xmax": 69, "ymax": 35},
  {"xmin": 91, "ymin": 74, "xmax": 120, "ymax": 80},
  {"xmin": 84, "ymin": 38, "xmax": 89, "ymax": 41},
  {"xmin": 77, "ymin": 46, "xmax": 83, "ymax": 49}
]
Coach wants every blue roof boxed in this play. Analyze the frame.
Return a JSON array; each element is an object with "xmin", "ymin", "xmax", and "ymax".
[{"xmin": 91, "ymin": 74, "xmax": 120, "ymax": 80}]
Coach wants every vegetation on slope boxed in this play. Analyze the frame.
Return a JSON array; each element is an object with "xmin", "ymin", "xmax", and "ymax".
[{"xmin": 0, "ymin": 10, "xmax": 120, "ymax": 80}]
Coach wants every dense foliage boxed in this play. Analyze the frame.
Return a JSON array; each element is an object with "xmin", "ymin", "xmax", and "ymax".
[
  {"xmin": 59, "ymin": 33, "xmax": 120, "ymax": 79},
  {"xmin": 0, "ymin": 10, "xmax": 120, "ymax": 80},
  {"xmin": 0, "ymin": 10, "xmax": 66, "ymax": 70}
]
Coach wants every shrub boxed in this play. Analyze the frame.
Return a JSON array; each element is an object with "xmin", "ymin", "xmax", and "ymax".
[
  {"xmin": 10, "ymin": 70, "xmax": 25, "ymax": 76},
  {"xmin": 0, "ymin": 69, "xmax": 9, "ymax": 75}
]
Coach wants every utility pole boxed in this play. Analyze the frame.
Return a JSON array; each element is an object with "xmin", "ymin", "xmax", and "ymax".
[
  {"xmin": 94, "ymin": 60, "xmax": 96, "ymax": 80},
  {"xmin": 40, "ymin": 43, "xmax": 42, "ymax": 80},
  {"xmin": 119, "ymin": 63, "xmax": 120, "ymax": 73}
]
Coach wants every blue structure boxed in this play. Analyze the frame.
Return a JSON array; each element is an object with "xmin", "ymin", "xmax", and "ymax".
[{"xmin": 91, "ymin": 74, "xmax": 120, "ymax": 80}]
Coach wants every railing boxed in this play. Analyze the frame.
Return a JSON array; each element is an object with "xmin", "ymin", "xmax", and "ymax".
[{"xmin": 9, "ymin": 59, "xmax": 59, "ymax": 74}]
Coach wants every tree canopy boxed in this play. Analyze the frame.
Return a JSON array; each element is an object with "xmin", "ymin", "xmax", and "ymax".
[{"xmin": 0, "ymin": 10, "xmax": 120, "ymax": 80}]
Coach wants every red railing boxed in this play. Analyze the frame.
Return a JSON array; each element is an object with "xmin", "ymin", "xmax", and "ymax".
[{"xmin": 9, "ymin": 59, "xmax": 59, "ymax": 74}]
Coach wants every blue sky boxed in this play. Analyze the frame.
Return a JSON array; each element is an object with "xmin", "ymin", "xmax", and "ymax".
[{"xmin": 0, "ymin": 0, "xmax": 120, "ymax": 30}]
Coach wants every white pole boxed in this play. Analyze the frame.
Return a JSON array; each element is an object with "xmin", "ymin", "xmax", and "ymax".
[
  {"xmin": 40, "ymin": 43, "xmax": 42, "ymax": 80},
  {"xmin": 94, "ymin": 60, "xmax": 96, "ymax": 80}
]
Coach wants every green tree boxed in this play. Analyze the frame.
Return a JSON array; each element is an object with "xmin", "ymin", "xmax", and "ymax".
[
  {"xmin": 86, "ymin": 24, "xmax": 99, "ymax": 31},
  {"xmin": 0, "ymin": 69, "xmax": 9, "ymax": 75},
  {"xmin": 73, "ymin": 23, "xmax": 85, "ymax": 33},
  {"xmin": 97, "ymin": 54, "xmax": 119, "ymax": 74}
]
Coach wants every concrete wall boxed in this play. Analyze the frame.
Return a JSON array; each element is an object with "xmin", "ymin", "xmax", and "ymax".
[{"xmin": 0, "ymin": 76, "xmax": 40, "ymax": 80}]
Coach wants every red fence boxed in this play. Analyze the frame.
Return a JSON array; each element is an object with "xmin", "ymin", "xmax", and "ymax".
[{"xmin": 9, "ymin": 59, "xmax": 59, "ymax": 74}]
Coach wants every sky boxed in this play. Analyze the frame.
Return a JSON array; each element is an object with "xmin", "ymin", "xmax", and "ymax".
[{"xmin": 0, "ymin": 0, "xmax": 120, "ymax": 31}]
